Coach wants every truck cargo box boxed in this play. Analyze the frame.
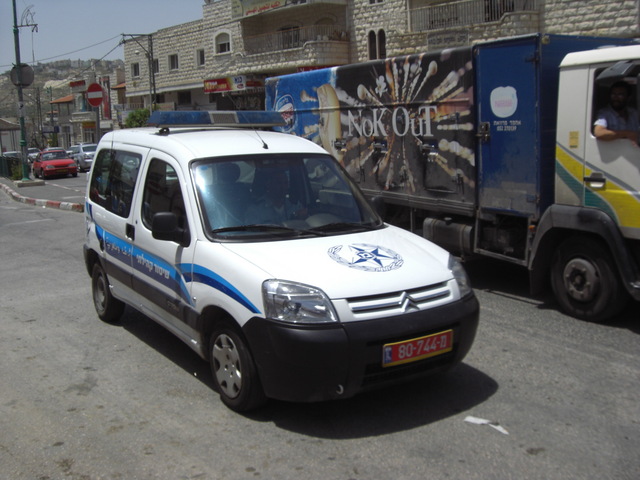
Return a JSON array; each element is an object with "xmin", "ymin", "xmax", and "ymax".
[{"xmin": 266, "ymin": 34, "xmax": 631, "ymax": 222}]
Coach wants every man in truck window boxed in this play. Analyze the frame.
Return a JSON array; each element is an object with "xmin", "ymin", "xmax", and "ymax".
[{"xmin": 593, "ymin": 81, "xmax": 639, "ymax": 146}]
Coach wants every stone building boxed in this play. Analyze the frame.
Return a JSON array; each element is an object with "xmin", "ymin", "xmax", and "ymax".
[{"xmin": 121, "ymin": 0, "xmax": 640, "ymax": 114}]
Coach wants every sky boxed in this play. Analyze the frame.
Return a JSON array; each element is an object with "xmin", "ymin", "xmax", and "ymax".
[{"xmin": 1, "ymin": 0, "xmax": 204, "ymax": 71}]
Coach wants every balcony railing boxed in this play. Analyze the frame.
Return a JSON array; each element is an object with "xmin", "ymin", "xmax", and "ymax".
[
  {"xmin": 244, "ymin": 24, "xmax": 348, "ymax": 55},
  {"xmin": 409, "ymin": 0, "xmax": 538, "ymax": 32}
]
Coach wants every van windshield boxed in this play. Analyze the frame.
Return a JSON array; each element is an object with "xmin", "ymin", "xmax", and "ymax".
[{"xmin": 192, "ymin": 153, "xmax": 383, "ymax": 239}]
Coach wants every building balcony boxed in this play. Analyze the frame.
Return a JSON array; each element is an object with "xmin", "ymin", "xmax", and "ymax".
[
  {"xmin": 244, "ymin": 24, "xmax": 349, "ymax": 55},
  {"xmin": 70, "ymin": 111, "xmax": 95, "ymax": 123},
  {"xmin": 231, "ymin": 0, "xmax": 348, "ymax": 19},
  {"xmin": 408, "ymin": 0, "xmax": 539, "ymax": 32}
]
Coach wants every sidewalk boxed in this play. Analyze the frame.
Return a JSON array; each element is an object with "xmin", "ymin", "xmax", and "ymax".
[{"xmin": 0, "ymin": 177, "xmax": 84, "ymax": 213}]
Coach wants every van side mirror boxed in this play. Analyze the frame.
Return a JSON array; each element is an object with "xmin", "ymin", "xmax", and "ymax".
[{"xmin": 152, "ymin": 212, "xmax": 190, "ymax": 247}]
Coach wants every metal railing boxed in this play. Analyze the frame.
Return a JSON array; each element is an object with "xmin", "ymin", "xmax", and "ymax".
[
  {"xmin": 244, "ymin": 24, "xmax": 348, "ymax": 55},
  {"xmin": 409, "ymin": 0, "xmax": 538, "ymax": 31}
]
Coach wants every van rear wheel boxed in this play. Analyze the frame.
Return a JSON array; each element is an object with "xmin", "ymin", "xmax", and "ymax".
[
  {"xmin": 210, "ymin": 322, "xmax": 266, "ymax": 412},
  {"xmin": 550, "ymin": 237, "xmax": 627, "ymax": 322},
  {"xmin": 91, "ymin": 263, "xmax": 124, "ymax": 323}
]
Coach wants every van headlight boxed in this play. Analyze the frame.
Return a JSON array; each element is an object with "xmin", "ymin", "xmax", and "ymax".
[
  {"xmin": 262, "ymin": 280, "xmax": 338, "ymax": 324},
  {"xmin": 448, "ymin": 255, "xmax": 473, "ymax": 297}
]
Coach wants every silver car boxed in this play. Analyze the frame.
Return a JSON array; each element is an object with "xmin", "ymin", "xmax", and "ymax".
[{"xmin": 70, "ymin": 143, "xmax": 97, "ymax": 172}]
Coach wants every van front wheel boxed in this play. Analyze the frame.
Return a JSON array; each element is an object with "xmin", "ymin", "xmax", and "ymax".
[
  {"xmin": 210, "ymin": 323, "xmax": 266, "ymax": 412},
  {"xmin": 550, "ymin": 237, "xmax": 627, "ymax": 322}
]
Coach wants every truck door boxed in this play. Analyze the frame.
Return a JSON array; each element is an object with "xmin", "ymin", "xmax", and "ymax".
[
  {"xmin": 476, "ymin": 37, "xmax": 540, "ymax": 217},
  {"xmin": 131, "ymin": 153, "xmax": 199, "ymax": 340},
  {"xmin": 583, "ymin": 63, "xmax": 640, "ymax": 240}
]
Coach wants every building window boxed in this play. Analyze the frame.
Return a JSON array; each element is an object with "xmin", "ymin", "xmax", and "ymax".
[
  {"xmin": 377, "ymin": 29, "xmax": 386, "ymax": 58},
  {"xmin": 169, "ymin": 54, "xmax": 179, "ymax": 70},
  {"xmin": 216, "ymin": 33, "xmax": 231, "ymax": 54},
  {"xmin": 368, "ymin": 31, "xmax": 376, "ymax": 60},
  {"xmin": 178, "ymin": 90, "xmax": 192, "ymax": 105},
  {"xmin": 369, "ymin": 0, "xmax": 384, "ymax": 4},
  {"xmin": 368, "ymin": 29, "xmax": 386, "ymax": 60},
  {"xmin": 197, "ymin": 49, "xmax": 206, "ymax": 66},
  {"xmin": 131, "ymin": 62, "xmax": 140, "ymax": 78},
  {"xmin": 152, "ymin": 58, "xmax": 159, "ymax": 74}
]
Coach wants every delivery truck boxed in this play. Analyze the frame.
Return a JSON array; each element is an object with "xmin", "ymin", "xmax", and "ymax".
[{"xmin": 265, "ymin": 33, "xmax": 640, "ymax": 322}]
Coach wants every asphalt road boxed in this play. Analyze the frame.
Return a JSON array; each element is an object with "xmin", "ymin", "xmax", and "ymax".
[{"xmin": 1, "ymin": 179, "xmax": 639, "ymax": 480}]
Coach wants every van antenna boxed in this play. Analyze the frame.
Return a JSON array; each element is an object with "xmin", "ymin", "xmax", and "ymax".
[{"xmin": 225, "ymin": 93, "xmax": 269, "ymax": 149}]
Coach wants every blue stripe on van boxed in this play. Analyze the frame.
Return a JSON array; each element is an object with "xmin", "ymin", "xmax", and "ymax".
[{"xmin": 180, "ymin": 264, "xmax": 261, "ymax": 314}]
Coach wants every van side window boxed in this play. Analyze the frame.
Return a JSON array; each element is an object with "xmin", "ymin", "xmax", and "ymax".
[
  {"xmin": 142, "ymin": 158, "xmax": 187, "ymax": 230},
  {"xmin": 89, "ymin": 149, "xmax": 141, "ymax": 218}
]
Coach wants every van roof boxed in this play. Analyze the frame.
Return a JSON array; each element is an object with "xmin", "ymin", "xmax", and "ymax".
[{"xmin": 99, "ymin": 126, "xmax": 328, "ymax": 160}]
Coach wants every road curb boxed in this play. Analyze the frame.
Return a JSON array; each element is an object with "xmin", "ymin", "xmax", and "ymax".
[{"xmin": 0, "ymin": 181, "xmax": 84, "ymax": 213}]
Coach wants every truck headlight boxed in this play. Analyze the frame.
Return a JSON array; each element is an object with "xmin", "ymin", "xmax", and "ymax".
[
  {"xmin": 262, "ymin": 280, "xmax": 338, "ymax": 324},
  {"xmin": 448, "ymin": 255, "xmax": 473, "ymax": 297}
]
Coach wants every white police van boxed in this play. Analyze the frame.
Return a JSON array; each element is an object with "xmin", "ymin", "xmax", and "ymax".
[{"xmin": 83, "ymin": 110, "xmax": 479, "ymax": 412}]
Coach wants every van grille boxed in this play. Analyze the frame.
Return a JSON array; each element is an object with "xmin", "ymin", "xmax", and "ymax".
[{"xmin": 346, "ymin": 282, "xmax": 451, "ymax": 317}]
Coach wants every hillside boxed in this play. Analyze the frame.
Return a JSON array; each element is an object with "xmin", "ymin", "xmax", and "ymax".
[{"xmin": 0, "ymin": 59, "xmax": 124, "ymax": 120}]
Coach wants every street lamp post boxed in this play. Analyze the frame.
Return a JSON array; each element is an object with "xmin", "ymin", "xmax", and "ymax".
[{"xmin": 122, "ymin": 34, "xmax": 156, "ymax": 114}]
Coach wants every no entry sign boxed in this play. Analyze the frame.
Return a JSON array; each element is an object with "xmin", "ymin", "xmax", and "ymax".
[{"xmin": 86, "ymin": 83, "xmax": 104, "ymax": 107}]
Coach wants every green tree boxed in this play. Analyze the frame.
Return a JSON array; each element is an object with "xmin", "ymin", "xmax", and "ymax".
[{"xmin": 125, "ymin": 109, "xmax": 150, "ymax": 128}]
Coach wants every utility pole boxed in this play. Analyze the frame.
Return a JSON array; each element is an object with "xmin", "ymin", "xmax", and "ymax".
[{"xmin": 11, "ymin": 0, "xmax": 32, "ymax": 181}]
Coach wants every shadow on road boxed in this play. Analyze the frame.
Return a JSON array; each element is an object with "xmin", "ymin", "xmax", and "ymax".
[
  {"xmin": 250, "ymin": 363, "xmax": 497, "ymax": 439},
  {"xmin": 117, "ymin": 306, "xmax": 498, "ymax": 438}
]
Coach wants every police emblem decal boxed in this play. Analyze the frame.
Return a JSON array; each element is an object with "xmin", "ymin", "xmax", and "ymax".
[{"xmin": 328, "ymin": 243, "xmax": 404, "ymax": 272}]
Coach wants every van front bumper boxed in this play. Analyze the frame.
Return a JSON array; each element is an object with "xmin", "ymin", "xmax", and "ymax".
[{"xmin": 243, "ymin": 293, "xmax": 479, "ymax": 403}]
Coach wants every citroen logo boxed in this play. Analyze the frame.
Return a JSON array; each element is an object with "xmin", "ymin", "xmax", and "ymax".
[{"xmin": 399, "ymin": 292, "xmax": 420, "ymax": 312}]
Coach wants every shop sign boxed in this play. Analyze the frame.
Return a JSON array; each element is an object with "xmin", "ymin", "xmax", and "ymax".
[
  {"xmin": 70, "ymin": 80, "xmax": 87, "ymax": 94},
  {"xmin": 204, "ymin": 75, "xmax": 264, "ymax": 93}
]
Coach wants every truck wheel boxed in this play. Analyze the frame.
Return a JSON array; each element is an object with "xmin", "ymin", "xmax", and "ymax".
[
  {"xmin": 550, "ymin": 237, "xmax": 627, "ymax": 322},
  {"xmin": 91, "ymin": 263, "xmax": 124, "ymax": 323},
  {"xmin": 210, "ymin": 322, "xmax": 266, "ymax": 412}
]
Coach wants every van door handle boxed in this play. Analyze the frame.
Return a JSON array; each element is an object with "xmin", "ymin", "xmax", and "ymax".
[
  {"xmin": 584, "ymin": 172, "xmax": 606, "ymax": 189},
  {"xmin": 126, "ymin": 223, "xmax": 135, "ymax": 241}
]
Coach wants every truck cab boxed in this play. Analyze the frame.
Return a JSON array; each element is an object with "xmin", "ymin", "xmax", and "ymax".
[{"xmin": 533, "ymin": 45, "xmax": 640, "ymax": 320}]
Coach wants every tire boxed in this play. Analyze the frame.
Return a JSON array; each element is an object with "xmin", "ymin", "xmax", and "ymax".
[
  {"xmin": 91, "ymin": 262, "xmax": 124, "ymax": 323},
  {"xmin": 210, "ymin": 322, "xmax": 266, "ymax": 412},
  {"xmin": 550, "ymin": 236, "xmax": 628, "ymax": 322}
]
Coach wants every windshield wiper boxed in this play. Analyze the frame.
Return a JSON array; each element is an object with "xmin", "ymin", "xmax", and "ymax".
[
  {"xmin": 212, "ymin": 224, "xmax": 328, "ymax": 236},
  {"xmin": 308, "ymin": 222, "xmax": 378, "ymax": 233}
]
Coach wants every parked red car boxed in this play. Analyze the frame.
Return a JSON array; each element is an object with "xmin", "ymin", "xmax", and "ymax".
[{"xmin": 33, "ymin": 149, "xmax": 78, "ymax": 179}]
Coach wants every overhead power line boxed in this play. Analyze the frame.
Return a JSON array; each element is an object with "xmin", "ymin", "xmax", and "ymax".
[{"xmin": 0, "ymin": 35, "xmax": 123, "ymax": 69}]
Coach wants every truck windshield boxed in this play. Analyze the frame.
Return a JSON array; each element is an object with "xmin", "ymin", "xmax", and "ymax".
[{"xmin": 192, "ymin": 153, "xmax": 383, "ymax": 239}]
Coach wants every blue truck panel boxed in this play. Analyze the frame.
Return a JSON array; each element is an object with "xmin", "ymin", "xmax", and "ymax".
[{"xmin": 475, "ymin": 34, "xmax": 634, "ymax": 220}]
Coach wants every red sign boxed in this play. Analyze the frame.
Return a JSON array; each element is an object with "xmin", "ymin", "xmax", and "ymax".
[
  {"xmin": 204, "ymin": 75, "xmax": 264, "ymax": 93},
  {"xmin": 86, "ymin": 83, "xmax": 104, "ymax": 107}
]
